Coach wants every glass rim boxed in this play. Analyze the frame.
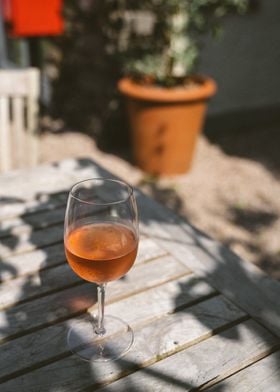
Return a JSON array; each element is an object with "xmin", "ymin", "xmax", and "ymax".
[{"xmin": 69, "ymin": 178, "xmax": 134, "ymax": 206}]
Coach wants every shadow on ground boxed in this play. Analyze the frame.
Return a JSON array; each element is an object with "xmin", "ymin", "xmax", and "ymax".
[
  {"xmin": 224, "ymin": 204, "xmax": 280, "ymax": 280},
  {"xmin": 205, "ymin": 107, "xmax": 280, "ymax": 176}
]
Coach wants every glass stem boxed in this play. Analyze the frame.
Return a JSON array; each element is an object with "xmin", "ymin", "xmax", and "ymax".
[{"xmin": 96, "ymin": 283, "xmax": 106, "ymax": 335}]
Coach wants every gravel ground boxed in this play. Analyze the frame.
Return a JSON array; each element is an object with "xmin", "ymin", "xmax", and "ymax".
[{"xmin": 40, "ymin": 128, "xmax": 280, "ymax": 280}]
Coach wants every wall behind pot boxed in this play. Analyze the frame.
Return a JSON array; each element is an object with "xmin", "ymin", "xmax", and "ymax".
[{"xmin": 198, "ymin": 0, "xmax": 280, "ymax": 130}]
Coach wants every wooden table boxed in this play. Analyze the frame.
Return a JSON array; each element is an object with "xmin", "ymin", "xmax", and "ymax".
[{"xmin": 0, "ymin": 158, "xmax": 279, "ymax": 391}]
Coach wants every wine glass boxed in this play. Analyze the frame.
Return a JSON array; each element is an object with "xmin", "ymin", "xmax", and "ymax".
[{"xmin": 64, "ymin": 178, "xmax": 139, "ymax": 361}]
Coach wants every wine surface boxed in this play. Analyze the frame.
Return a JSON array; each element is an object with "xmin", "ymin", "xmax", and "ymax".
[{"xmin": 65, "ymin": 222, "xmax": 138, "ymax": 283}]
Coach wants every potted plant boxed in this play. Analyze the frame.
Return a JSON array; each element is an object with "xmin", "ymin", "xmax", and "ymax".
[{"xmin": 105, "ymin": 0, "xmax": 249, "ymax": 175}]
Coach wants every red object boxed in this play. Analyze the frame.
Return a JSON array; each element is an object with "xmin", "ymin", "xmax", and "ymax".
[
  {"xmin": 7, "ymin": 0, "xmax": 63, "ymax": 36},
  {"xmin": 1, "ymin": 0, "xmax": 13, "ymax": 22}
]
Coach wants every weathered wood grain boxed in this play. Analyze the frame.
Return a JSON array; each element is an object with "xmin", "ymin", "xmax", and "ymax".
[
  {"xmin": 12, "ymin": 97, "xmax": 25, "ymax": 167},
  {"xmin": 0, "ymin": 69, "xmax": 39, "ymax": 172},
  {"xmin": 1, "ymin": 158, "xmax": 278, "ymax": 320},
  {"xmin": 137, "ymin": 193, "xmax": 280, "ymax": 338},
  {"xmin": 0, "ymin": 283, "xmax": 96, "ymax": 341},
  {"xmin": 0, "ymin": 191, "xmax": 67, "ymax": 221},
  {"xmin": 0, "ymin": 202, "xmax": 108, "ymax": 236},
  {"xmin": 0, "ymin": 295, "xmax": 246, "ymax": 386},
  {"xmin": 102, "ymin": 273, "xmax": 215, "ymax": 331},
  {"xmin": 0, "ymin": 96, "xmax": 11, "ymax": 172},
  {"xmin": 0, "ymin": 243, "xmax": 65, "ymax": 282},
  {"xmin": 136, "ymin": 237, "xmax": 167, "ymax": 263},
  {"xmin": 26, "ymin": 70, "xmax": 40, "ymax": 167},
  {"xmin": 2, "ymin": 158, "xmax": 279, "ymax": 339},
  {"xmin": 1, "ymin": 158, "xmax": 279, "ymax": 391},
  {"xmin": 0, "ymin": 68, "xmax": 39, "ymax": 97},
  {"xmin": 0, "ymin": 206, "xmax": 66, "ymax": 238},
  {"xmin": 0, "ymin": 235, "xmax": 166, "ymax": 285},
  {"xmin": 97, "ymin": 320, "xmax": 278, "ymax": 392},
  {"xmin": 0, "ymin": 223, "xmax": 64, "ymax": 258},
  {"xmin": 0, "ymin": 263, "xmax": 79, "ymax": 309},
  {"xmin": 0, "ymin": 258, "xmax": 193, "ymax": 341},
  {"xmin": 2, "ymin": 318, "xmax": 277, "ymax": 392},
  {"xmin": 0, "ymin": 251, "xmax": 180, "ymax": 310},
  {"xmin": 208, "ymin": 350, "xmax": 280, "ymax": 392},
  {"xmin": 0, "ymin": 159, "xmax": 108, "ymax": 212}
]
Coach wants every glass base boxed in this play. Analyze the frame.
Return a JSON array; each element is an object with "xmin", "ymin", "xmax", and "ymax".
[{"xmin": 67, "ymin": 314, "xmax": 134, "ymax": 362}]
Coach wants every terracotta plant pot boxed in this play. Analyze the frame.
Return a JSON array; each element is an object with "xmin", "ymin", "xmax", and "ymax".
[{"xmin": 118, "ymin": 76, "xmax": 217, "ymax": 175}]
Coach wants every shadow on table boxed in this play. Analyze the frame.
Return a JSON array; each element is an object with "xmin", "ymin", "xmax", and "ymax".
[
  {"xmin": 0, "ymin": 162, "xmax": 99, "ymax": 388},
  {"xmin": 0, "ymin": 202, "xmax": 18, "ymax": 283},
  {"xmin": 0, "ymin": 158, "xmax": 279, "ymax": 391},
  {"xmin": 137, "ymin": 181, "xmax": 280, "ymax": 389},
  {"xmin": 152, "ymin": 227, "xmax": 280, "ymax": 388},
  {"xmin": 137, "ymin": 177, "xmax": 280, "ymax": 280},
  {"xmin": 223, "ymin": 204, "xmax": 280, "ymax": 280}
]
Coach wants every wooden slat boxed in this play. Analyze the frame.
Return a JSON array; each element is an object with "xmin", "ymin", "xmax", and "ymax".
[
  {"xmin": 1, "ymin": 158, "xmax": 279, "ymax": 391},
  {"xmin": 12, "ymin": 96, "xmax": 25, "ymax": 168},
  {"xmin": 0, "ymin": 159, "xmax": 130, "ymax": 220},
  {"xmin": 0, "ymin": 236, "xmax": 165, "ymax": 283},
  {"xmin": 0, "ymin": 191, "xmax": 68, "ymax": 221},
  {"xmin": 0, "ymin": 295, "xmax": 246, "ymax": 386},
  {"xmin": 0, "ymin": 243, "xmax": 65, "ymax": 282},
  {"xmin": 0, "ymin": 258, "xmax": 193, "ymax": 341},
  {"xmin": 0, "ymin": 69, "xmax": 39, "ymax": 172},
  {"xmin": 1, "ymin": 157, "xmax": 279, "ymax": 334},
  {"xmin": 0, "ymin": 263, "xmax": 78, "ymax": 309},
  {"xmin": 97, "ymin": 320, "xmax": 278, "ymax": 392},
  {"xmin": 26, "ymin": 69, "xmax": 39, "ymax": 167},
  {"xmin": 0, "ymin": 205, "xmax": 66, "ymax": 237},
  {"xmin": 0, "ymin": 96, "xmax": 11, "ymax": 172},
  {"xmin": 0, "ymin": 223, "xmax": 64, "ymax": 258},
  {"xmin": 0, "ymin": 249, "xmax": 175, "ymax": 310},
  {"xmin": 0, "ymin": 205, "xmax": 165, "ymax": 264},
  {"xmin": 0, "ymin": 284, "xmax": 96, "ymax": 342},
  {"xmin": 137, "ymin": 193, "xmax": 280, "ymax": 339},
  {"xmin": 136, "ymin": 237, "xmax": 167, "ymax": 263},
  {"xmin": 208, "ymin": 350, "xmax": 280, "ymax": 391},
  {"xmin": 0, "ymin": 159, "xmax": 108, "ymax": 204},
  {"xmin": 102, "ymin": 274, "xmax": 215, "ymax": 330},
  {"xmin": 2, "ymin": 318, "xmax": 277, "ymax": 392},
  {"xmin": 0, "ymin": 209, "xmax": 165, "ymax": 267},
  {"xmin": 0, "ymin": 69, "xmax": 39, "ymax": 96},
  {"xmin": 1, "ymin": 205, "xmax": 103, "ymax": 235}
]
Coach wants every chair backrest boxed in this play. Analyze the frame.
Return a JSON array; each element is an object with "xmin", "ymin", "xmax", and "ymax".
[{"xmin": 0, "ymin": 68, "xmax": 40, "ymax": 173}]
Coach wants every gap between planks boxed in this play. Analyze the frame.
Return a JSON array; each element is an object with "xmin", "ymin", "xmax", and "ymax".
[
  {"xmin": 0, "ymin": 295, "xmax": 247, "ymax": 385},
  {"xmin": 0, "ymin": 191, "xmax": 68, "ymax": 222},
  {"xmin": 0, "ymin": 258, "xmax": 193, "ymax": 343},
  {"xmin": 94, "ymin": 320, "xmax": 279, "ymax": 392},
  {"xmin": 0, "ymin": 234, "xmax": 166, "ymax": 283},
  {"xmin": 0, "ymin": 221, "xmax": 154, "ymax": 261},
  {"xmin": 0, "ymin": 270, "xmax": 194, "ymax": 344},
  {"xmin": 137, "ymin": 194, "xmax": 280, "ymax": 340},
  {"xmin": 200, "ymin": 344, "xmax": 280, "ymax": 391},
  {"xmin": 206, "ymin": 349, "xmax": 280, "ymax": 391},
  {"xmin": 0, "ymin": 203, "xmax": 111, "ymax": 239},
  {"xmin": 0, "ymin": 253, "xmax": 184, "ymax": 312},
  {"xmin": 2, "ymin": 317, "xmax": 275, "ymax": 391}
]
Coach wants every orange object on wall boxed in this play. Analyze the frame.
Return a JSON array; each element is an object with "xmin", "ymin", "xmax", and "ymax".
[{"xmin": 8, "ymin": 0, "xmax": 63, "ymax": 36}]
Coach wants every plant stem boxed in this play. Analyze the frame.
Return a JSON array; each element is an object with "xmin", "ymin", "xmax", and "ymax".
[{"xmin": 96, "ymin": 284, "xmax": 106, "ymax": 335}]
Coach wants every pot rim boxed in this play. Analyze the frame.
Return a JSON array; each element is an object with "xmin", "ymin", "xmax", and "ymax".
[{"xmin": 118, "ymin": 75, "xmax": 217, "ymax": 103}]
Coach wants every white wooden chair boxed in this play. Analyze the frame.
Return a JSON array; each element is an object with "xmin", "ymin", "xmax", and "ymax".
[{"xmin": 0, "ymin": 68, "xmax": 40, "ymax": 173}]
